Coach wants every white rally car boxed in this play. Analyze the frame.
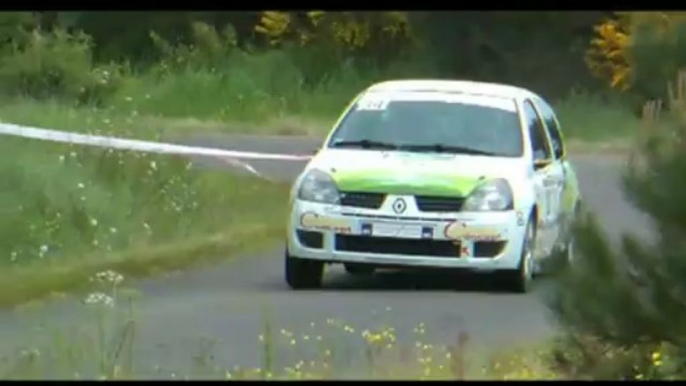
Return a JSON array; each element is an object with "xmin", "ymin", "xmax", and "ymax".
[{"xmin": 285, "ymin": 80, "xmax": 582, "ymax": 293}]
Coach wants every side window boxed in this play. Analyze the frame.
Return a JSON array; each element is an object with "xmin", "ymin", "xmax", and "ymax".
[
  {"xmin": 522, "ymin": 100, "xmax": 552, "ymax": 161},
  {"xmin": 535, "ymin": 99, "xmax": 565, "ymax": 159}
]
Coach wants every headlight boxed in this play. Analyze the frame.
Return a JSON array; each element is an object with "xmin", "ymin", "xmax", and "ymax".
[
  {"xmin": 462, "ymin": 179, "xmax": 513, "ymax": 211},
  {"xmin": 297, "ymin": 169, "xmax": 341, "ymax": 204}
]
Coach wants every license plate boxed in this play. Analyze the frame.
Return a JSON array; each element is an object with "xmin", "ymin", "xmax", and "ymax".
[{"xmin": 360, "ymin": 222, "xmax": 432, "ymax": 239}]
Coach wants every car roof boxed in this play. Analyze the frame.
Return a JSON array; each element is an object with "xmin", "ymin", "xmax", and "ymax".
[{"xmin": 365, "ymin": 79, "xmax": 540, "ymax": 101}]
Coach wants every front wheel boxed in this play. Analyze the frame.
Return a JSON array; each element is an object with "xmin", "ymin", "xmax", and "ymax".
[
  {"xmin": 503, "ymin": 215, "xmax": 536, "ymax": 293},
  {"xmin": 344, "ymin": 263, "xmax": 376, "ymax": 276},
  {"xmin": 554, "ymin": 201, "xmax": 583, "ymax": 272},
  {"xmin": 285, "ymin": 250, "xmax": 324, "ymax": 290}
]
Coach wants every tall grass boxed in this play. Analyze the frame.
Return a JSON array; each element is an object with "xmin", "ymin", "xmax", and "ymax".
[
  {"xmin": 554, "ymin": 89, "xmax": 643, "ymax": 142},
  {"xmin": 0, "ymin": 135, "xmax": 290, "ymax": 306}
]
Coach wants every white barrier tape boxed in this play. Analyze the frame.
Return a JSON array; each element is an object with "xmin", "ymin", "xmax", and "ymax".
[
  {"xmin": 0, "ymin": 123, "xmax": 313, "ymax": 179},
  {"xmin": 222, "ymin": 157, "xmax": 271, "ymax": 181},
  {"xmin": 0, "ymin": 123, "xmax": 313, "ymax": 161}
]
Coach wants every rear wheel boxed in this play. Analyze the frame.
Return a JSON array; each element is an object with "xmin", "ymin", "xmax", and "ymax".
[
  {"xmin": 344, "ymin": 263, "xmax": 376, "ymax": 276},
  {"xmin": 285, "ymin": 250, "xmax": 324, "ymax": 290}
]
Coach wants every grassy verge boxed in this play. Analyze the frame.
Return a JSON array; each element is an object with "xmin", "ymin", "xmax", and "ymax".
[
  {"xmin": 0, "ymin": 23, "xmax": 655, "ymax": 154},
  {"xmin": 4, "ymin": 272, "xmax": 666, "ymax": 380},
  {"xmin": 0, "ymin": 134, "xmax": 290, "ymax": 309},
  {"xmin": 0, "ymin": 56, "xmax": 651, "ymax": 153},
  {"xmin": 0, "ymin": 274, "xmax": 564, "ymax": 380},
  {"xmin": 0, "ymin": 89, "xmax": 647, "ymax": 156}
]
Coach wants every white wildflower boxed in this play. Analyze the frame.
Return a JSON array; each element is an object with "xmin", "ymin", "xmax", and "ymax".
[
  {"xmin": 150, "ymin": 161, "xmax": 157, "ymax": 171},
  {"xmin": 94, "ymin": 270, "xmax": 124, "ymax": 285},
  {"xmin": 70, "ymin": 152, "xmax": 77, "ymax": 158},
  {"xmin": 83, "ymin": 292, "xmax": 114, "ymax": 307},
  {"xmin": 109, "ymin": 227, "xmax": 117, "ymax": 234},
  {"xmin": 90, "ymin": 218, "xmax": 98, "ymax": 227},
  {"xmin": 19, "ymin": 349, "xmax": 40, "ymax": 358},
  {"xmin": 78, "ymin": 183, "xmax": 85, "ymax": 189},
  {"xmin": 125, "ymin": 96, "xmax": 133, "ymax": 102},
  {"xmin": 39, "ymin": 245, "xmax": 49, "ymax": 258},
  {"xmin": 10, "ymin": 251, "xmax": 17, "ymax": 262},
  {"xmin": 59, "ymin": 155, "xmax": 65, "ymax": 162}
]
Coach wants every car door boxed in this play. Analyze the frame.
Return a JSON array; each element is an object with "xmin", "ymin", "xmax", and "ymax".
[
  {"xmin": 533, "ymin": 98, "xmax": 567, "ymax": 224},
  {"xmin": 521, "ymin": 99, "xmax": 563, "ymax": 253},
  {"xmin": 534, "ymin": 97, "xmax": 580, "ymax": 245}
]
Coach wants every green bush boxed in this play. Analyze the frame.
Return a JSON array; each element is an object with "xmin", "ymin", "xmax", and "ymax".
[
  {"xmin": 617, "ymin": 13, "xmax": 686, "ymax": 104},
  {"xmin": 149, "ymin": 21, "xmax": 238, "ymax": 75},
  {"xmin": 547, "ymin": 76, "xmax": 686, "ymax": 380},
  {"xmin": 0, "ymin": 28, "xmax": 126, "ymax": 105}
]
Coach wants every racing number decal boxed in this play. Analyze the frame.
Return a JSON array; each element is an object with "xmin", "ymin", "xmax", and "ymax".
[{"xmin": 357, "ymin": 95, "xmax": 390, "ymax": 111}]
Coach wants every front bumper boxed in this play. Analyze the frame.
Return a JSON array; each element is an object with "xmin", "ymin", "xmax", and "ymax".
[{"xmin": 286, "ymin": 199, "xmax": 527, "ymax": 271}]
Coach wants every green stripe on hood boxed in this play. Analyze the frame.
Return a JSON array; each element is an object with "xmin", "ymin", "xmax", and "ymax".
[{"xmin": 332, "ymin": 169, "xmax": 482, "ymax": 197}]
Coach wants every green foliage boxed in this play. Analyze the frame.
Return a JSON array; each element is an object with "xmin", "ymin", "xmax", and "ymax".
[
  {"xmin": 0, "ymin": 28, "xmax": 126, "ymax": 105},
  {"xmin": 149, "ymin": 21, "xmax": 238, "ymax": 74},
  {"xmin": 588, "ymin": 12, "xmax": 686, "ymax": 104},
  {"xmin": 0, "ymin": 135, "xmax": 288, "ymax": 267},
  {"xmin": 623, "ymin": 13, "xmax": 686, "ymax": 102},
  {"xmin": 553, "ymin": 89, "xmax": 643, "ymax": 142},
  {"xmin": 548, "ymin": 77, "xmax": 686, "ymax": 379}
]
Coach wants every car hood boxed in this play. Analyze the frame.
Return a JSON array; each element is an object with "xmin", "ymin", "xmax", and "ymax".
[{"xmin": 308, "ymin": 149, "xmax": 528, "ymax": 197}]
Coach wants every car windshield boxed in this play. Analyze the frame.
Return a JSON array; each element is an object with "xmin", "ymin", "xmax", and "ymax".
[{"xmin": 327, "ymin": 91, "xmax": 524, "ymax": 157}]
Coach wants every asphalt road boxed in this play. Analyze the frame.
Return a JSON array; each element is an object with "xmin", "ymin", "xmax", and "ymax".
[{"xmin": 0, "ymin": 134, "xmax": 655, "ymax": 379}]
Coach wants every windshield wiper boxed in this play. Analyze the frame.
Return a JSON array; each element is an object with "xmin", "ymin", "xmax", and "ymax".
[
  {"xmin": 331, "ymin": 139, "xmax": 399, "ymax": 150},
  {"xmin": 400, "ymin": 143, "xmax": 499, "ymax": 156}
]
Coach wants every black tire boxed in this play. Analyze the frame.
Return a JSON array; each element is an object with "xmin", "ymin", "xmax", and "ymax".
[
  {"xmin": 503, "ymin": 214, "xmax": 536, "ymax": 293},
  {"xmin": 285, "ymin": 250, "xmax": 324, "ymax": 290},
  {"xmin": 344, "ymin": 263, "xmax": 376, "ymax": 276}
]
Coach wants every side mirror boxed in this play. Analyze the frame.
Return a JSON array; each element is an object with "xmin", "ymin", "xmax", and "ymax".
[{"xmin": 533, "ymin": 158, "xmax": 551, "ymax": 170}]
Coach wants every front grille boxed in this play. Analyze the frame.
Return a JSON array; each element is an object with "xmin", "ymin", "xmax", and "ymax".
[
  {"xmin": 415, "ymin": 195, "xmax": 465, "ymax": 212},
  {"xmin": 335, "ymin": 235, "xmax": 460, "ymax": 257},
  {"xmin": 297, "ymin": 230, "xmax": 324, "ymax": 249},
  {"xmin": 340, "ymin": 192, "xmax": 386, "ymax": 209},
  {"xmin": 473, "ymin": 241, "xmax": 507, "ymax": 258}
]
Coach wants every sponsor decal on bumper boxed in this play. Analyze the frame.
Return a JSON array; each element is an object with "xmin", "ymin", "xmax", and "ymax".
[
  {"xmin": 299, "ymin": 212, "xmax": 353, "ymax": 234},
  {"xmin": 443, "ymin": 221, "xmax": 504, "ymax": 241}
]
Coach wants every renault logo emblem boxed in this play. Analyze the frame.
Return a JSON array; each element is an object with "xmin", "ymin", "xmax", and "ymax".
[{"xmin": 392, "ymin": 198, "xmax": 407, "ymax": 214}]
